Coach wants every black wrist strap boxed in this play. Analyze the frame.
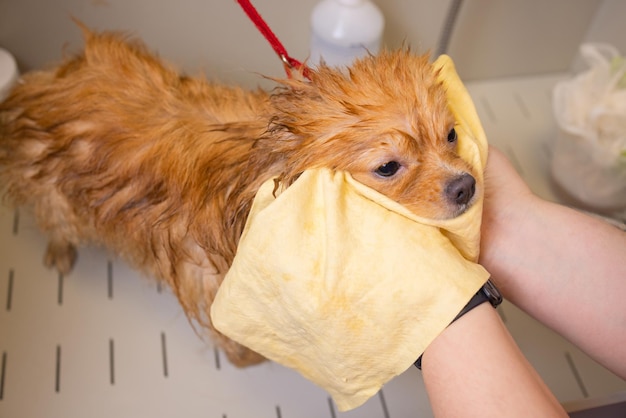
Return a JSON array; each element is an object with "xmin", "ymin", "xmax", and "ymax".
[{"xmin": 414, "ymin": 279, "xmax": 502, "ymax": 370}]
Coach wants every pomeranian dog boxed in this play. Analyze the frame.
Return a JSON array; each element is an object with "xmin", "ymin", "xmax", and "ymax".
[{"xmin": 0, "ymin": 25, "xmax": 478, "ymax": 366}]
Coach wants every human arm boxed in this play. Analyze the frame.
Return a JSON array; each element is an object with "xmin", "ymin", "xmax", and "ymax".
[
  {"xmin": 479, "ymin": 146, "xmax": 626, "ymax": 379},
  {"xmin": 421, "ymin": 303, "xmax": 568, "ymax": 417}
]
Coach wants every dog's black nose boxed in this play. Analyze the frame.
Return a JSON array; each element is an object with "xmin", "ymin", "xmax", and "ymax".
[{"xmin": 445, "ymin": 173, "xmax": 476, "ymax": 206}]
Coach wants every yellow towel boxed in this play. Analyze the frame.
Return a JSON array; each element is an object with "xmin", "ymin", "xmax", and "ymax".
[{"xmin": 210, "ymin": 55, "xmax": 489, "ymax": 411}]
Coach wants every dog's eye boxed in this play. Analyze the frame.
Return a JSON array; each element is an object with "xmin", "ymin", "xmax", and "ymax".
[
  {"xmin": 375, "ymin": 161, "xmax": 401, "ymax": 177},
  {"xmin": 447, "ymin": 128, "xmax": 457, "ymax": 143}
]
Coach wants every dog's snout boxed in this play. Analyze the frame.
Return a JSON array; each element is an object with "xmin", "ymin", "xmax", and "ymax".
[{"xmin": 445, "ymin": 173, "xmax": 476, "ymax": 207}]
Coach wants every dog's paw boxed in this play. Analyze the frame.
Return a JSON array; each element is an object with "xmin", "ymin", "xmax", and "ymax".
[{"xmin": 44, "ymin": 241, "xmax": 77, "ymax": 275}]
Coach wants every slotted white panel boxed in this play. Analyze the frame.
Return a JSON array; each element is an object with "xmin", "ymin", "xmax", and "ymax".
[{"xmin": 1, "ymin": 74, "xmax": 624, "ymax": 418}]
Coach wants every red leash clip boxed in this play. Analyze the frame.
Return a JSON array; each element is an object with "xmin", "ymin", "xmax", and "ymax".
[{"xmin": 235, "ymin": 0, "xmax": 311, "ymax": 79}]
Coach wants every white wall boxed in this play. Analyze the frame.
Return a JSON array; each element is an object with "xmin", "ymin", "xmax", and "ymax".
[
  {"xmin": 584, "ymin": 0, "xmax": 626, "ymax": 51},
  {"xmin": 0, "ymin": 0, "xmax": 616, "ymax": 88},
  {"xmin": 445, "ymin": 0, "xmax": 603, "ymax": 80},
  {"xmin": 573, "ymin": 0, "xmax": 626, "ymax": 72}
]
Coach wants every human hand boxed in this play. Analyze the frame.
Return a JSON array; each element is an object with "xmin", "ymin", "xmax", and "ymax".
[
  {"xmin": 481, "ymin": 146, "xmax": 535, "ymax": 230},
  {"xmin": 479, "ymin": 146, "xmax": 540, "ymax": 291}
]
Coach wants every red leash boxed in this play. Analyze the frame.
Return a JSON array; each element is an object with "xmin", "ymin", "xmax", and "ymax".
[{"xmin": 235, "ymin": 0, "xmax": 311, "ymax": 79}]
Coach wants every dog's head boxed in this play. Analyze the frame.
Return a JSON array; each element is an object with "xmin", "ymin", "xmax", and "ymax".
[{"xmin": 263, "ymin": 50, "xmax": 478, "ymax": 220}]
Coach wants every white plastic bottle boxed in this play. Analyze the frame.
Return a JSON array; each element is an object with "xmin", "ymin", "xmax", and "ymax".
[{"xmin": 310, "ymin": 0, "xmax": 384, "ymax": 68}]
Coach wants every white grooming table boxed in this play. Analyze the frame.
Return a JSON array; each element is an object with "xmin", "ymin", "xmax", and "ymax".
[{"xmin": 1, "ymin": 74, "xmax": 624, "ymax": 418}]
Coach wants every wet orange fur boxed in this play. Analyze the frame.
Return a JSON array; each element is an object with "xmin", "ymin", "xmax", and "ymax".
[{"xmin": 0, "ymin": 26, "xmax": 478, "ymax": 366}]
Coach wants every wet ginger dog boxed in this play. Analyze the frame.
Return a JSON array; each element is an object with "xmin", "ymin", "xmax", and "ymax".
[{"xmin": 0, "ymin": 27, "xmax": 478, "ymax": 366}]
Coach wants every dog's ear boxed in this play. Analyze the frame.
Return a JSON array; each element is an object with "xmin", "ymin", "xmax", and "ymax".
[
  {"xmin": 247, "ymin": 79, "xmax": 323, "ymax": 187},
  {"xmin": 262, "ymin": 78, "xmax": 323, "ymax": 151},
  {"xmin": 71, "ymin": 17, "xmax": 93, "ymax": 40},
  {"xmin": 268, "ymin": 78, "xmax": 321, "ymax": 132}
]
